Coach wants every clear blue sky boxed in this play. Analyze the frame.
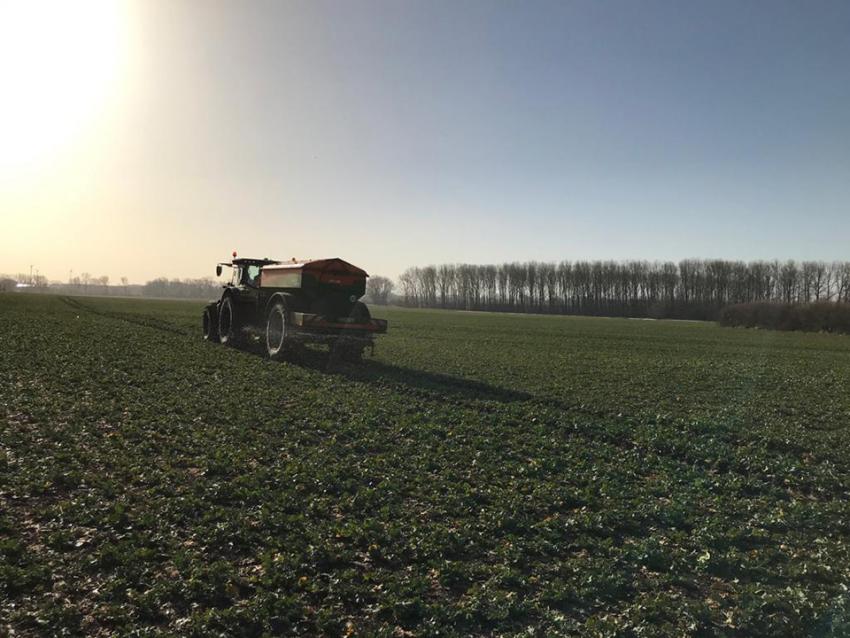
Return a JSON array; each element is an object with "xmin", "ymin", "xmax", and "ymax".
[{"xmin": 2, "ymin": 0, "xmax": 849, "ymax": 282}]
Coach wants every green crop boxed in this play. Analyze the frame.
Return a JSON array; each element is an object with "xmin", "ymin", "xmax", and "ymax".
[{"xmin": 2, "ymin": 294, "xmax": 849, "ymax": 636}]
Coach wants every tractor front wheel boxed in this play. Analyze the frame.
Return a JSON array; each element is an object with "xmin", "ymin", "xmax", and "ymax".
[
  {"xmin": 202, "ymin": 306, "xmax": 219, "ymax": 342},
  {"xmin": 218, "ymin": 297, "xmax": 242, "ymax": 347},
  {"xmin": 266, "ymin": 301, "xmax": 290, "ymax": 360}
]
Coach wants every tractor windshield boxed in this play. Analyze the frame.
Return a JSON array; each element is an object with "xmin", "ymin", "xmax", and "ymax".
[{"xmin": 231, "ymin": 264, "xmax": 261, "ymax": 287}]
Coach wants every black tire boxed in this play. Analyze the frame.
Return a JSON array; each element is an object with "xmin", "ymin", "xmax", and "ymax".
[
  {"xmin": 218, "ymin": 296, "xmax": 242, "ymax": 347},
  {"xmin": 266, "ymin": 300, "xmax": 290, "ymax": 360},
  {"xmin": 341, "ymin": 342, "xmax": 365, "ymax": 362},
  {"xmin": 350, "ymin": 301, "xmax": 371, "ymax": 322},
  {"xmin": 331, "ymin": 335, "xmax": 366, "ymax": 363},
  {"xmin": 202, "ymin": 306, "xmax": 220, "ymax": 342},
  {"xmin": 334, "ymin": 302, "xmax": 370, "ymax": 362}
]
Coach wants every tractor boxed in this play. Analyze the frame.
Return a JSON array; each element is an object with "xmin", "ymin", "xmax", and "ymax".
[{"xmin": 202, "ymin": 254, "xmax": 387, "ymax": 361}]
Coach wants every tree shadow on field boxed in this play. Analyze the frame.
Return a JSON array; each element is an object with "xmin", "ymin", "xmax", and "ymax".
[{"xmin": 259, "ymin": 344, "xmax": 536, "ymax": 406}]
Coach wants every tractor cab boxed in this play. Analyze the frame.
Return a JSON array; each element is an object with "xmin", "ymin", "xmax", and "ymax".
[{"xmin": 217, "ymin": 258, "xmax": 280, "ymax": 289}]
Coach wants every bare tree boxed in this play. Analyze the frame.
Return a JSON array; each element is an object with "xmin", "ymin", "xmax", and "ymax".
[
  {"xmin": 436, "ymin": 265, "xmax": 454, "ymax": 308},
  {"xmin": 837, "ymin": 263, "xmax": 850, "ymax": 303},
  {"xmin": 398, "ymin": 269, "xmax": 419, "ymax": 306},
  {"xmin": 779, "ymin": 261, "xmax": 798, "ymax": 303},
  {"xmin": 366, "ymin": 276, "xmax": 395, "ymax": 305}
]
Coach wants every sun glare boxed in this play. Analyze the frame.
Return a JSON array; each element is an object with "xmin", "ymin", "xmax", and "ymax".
[{"xmin": 0, "ymin": 0, "xmax": 129, "ymax": 177}]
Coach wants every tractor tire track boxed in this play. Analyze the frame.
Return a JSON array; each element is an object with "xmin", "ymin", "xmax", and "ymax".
[{"xmin": 60, "ymin": 296, "xmax": 195, "ymax": 337}]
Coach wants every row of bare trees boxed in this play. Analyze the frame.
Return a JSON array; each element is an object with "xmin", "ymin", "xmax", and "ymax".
[
  {"xmin": 0, "ymin": 273, "xmax": 50, "ymax": 288},
  {"xmin": 142, "ymin": 278, "xmax": 220, "ymax": 299},
  {"xmin": 68, "ymin": 274, "xmax": 112, "ymax": 292},
  {"xmin": 397, "ymin": 260, "xmax": 850, "ymax": 319}
]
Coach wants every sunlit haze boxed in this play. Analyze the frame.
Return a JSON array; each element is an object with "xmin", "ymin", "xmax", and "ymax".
[{"xmin": 1, "ymin": 0, "xmax": 849, "ymax": 284}]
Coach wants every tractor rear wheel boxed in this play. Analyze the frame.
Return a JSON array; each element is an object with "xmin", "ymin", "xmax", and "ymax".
[
  {"xmin": 266, "ymin": 300, "xmax": 290, "ymax": 360},
  {"xmin": 332, "ymin": 335, "xmax": 367, "ymax": 363},
  {"xmin": 218, "ymin": 296, "xmax": 242, "ymax": 347},
  {"xmin": 202, "ymin": 306, "xmax": 219, "ymax": 342},
  {"xmin": 350, "ymin": 301, "xmax": 371, "ymax": 322},
  {"xmin": 341, "ymin": 342, "xmax": 365, "ymax": 362},
  {"xmin": 327, "ymin": 302, "xmax": 370, "ymax": 363}
]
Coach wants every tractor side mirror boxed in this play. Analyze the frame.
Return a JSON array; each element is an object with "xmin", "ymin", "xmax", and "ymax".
[{"xmin": 216, "ymin": 265, "xmax": 222, "ymax": 277}]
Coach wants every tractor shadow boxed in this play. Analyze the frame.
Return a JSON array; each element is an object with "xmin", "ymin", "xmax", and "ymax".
[{"xmin": 264, "ymin": 345, "xmax": 536, "ymax": 406}]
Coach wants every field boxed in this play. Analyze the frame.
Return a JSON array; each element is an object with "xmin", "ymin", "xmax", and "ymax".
[{"xmin": 2, "ymin": 293, "xmax": 850, "ymax": 636}]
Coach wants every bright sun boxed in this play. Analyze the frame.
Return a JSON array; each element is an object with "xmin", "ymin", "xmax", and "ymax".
[{"xmin": 0, "ymin": 0, "xmax": 129, "ymax": 176}]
